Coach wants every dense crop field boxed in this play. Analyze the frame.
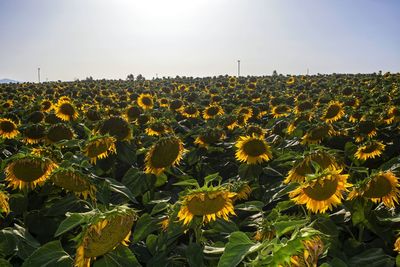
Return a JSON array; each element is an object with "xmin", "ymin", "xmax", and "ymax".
[{"xmin": 0, "ymin": 73, "xmax": 399, "ymax": 267}]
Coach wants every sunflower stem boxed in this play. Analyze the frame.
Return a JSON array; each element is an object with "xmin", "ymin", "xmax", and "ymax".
[
  {"xmin": 358, "ymin": 225, "xmax": 364, "ymax": 242},
  {"xmin": 194, "ymin": 224, "xmax": 203, "ymax": 244}
]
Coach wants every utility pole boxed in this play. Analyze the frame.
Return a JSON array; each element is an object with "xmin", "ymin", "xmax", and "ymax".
[
  {"xmin": 237, "ymin": 60, "xmax": 240, "ymax": 77},
  {"xmin": 38, "ymin": 67, "xmax": 41, "ymax": 83}
]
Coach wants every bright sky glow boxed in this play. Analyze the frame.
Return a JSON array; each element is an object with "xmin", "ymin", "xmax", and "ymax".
[{"xmin": 0, "ymin": 0, "xmax": 399, "ymax": 81}]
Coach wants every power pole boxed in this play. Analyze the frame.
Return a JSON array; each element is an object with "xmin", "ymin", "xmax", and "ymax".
[
  {"xmin": 38, "ymin": 67, "xmax": 41, "ymax": 83},
  {"xmin": 237, "ymin": 60, "xmax": 241, "ymax": 77}
]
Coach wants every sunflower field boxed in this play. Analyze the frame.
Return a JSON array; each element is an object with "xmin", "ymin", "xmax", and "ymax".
[{"xmin": 0, "ymin": 73, "xmax": 400, "ymax": 267}]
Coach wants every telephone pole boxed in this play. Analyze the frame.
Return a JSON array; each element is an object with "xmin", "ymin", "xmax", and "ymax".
[
  {"xmin": 38, "ymin": 67, "xmax": 41, "ymax": 83},
  {"xmin": 237, "ymin": 60, "xmax": 240, "ymax": 77}
]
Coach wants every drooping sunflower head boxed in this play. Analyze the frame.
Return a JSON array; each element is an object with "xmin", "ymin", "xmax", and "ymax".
[
  {"xmin": 284, "ymin": 150, "xmax": 342, "ymax": 184},
  {"xmin": 23, "ymin": 124, "xmax": 46, "ymax": 144},
  {"xmin": 0, "ymin": 190, "xmax": 10, "ymax": 215},
  {"xmin": 55, "ymin": 99, "xmax": 78, "ymax": 121},
  {"xmin": 287, "ymin": 236, "xmax": 324, "ymax": 267},
  {"xmin": 194, "ymin": 128, "xmax": 225, "ymax": 148},
  {"xmin": 356, "ymin": 120, "xmax": 377, "ymax": 141},
  {"xmin": 50, "ymin": 168, "xmax": 96, "ymax": 200},
  {"xmin": 302, "ymin": 124, "xmax": 333, "ymax": 144},
  {"xmin": 229, "ymin": 181, "xmax": 252, "ymax": 201},
  {"xmin": 99, "ymin": 116, "xmax": 131, "ymax": 141},
  {"xmin": 246, "ymin": 124, "xmax": 265, "ymax": 137},
  {"xmin": 124, "ymin": 106, "xmax": 142, "ymax": 122},
  {"xmin": 145, "ymin": 121, "xmax": 171, "ymax": 136},
  {"xmin": 0, "ymin": 118, "xmax": 19, "ymax": 139},
  {"xmin": 348, "ymin": 171, "xmax": 399, "ymax": 208},
  {"xmin": 289, "ymin": 169, "xmax": 351, "ymax": 213},
  {"xmin": 137, "ymin": 93, "xmax": 154, "ymax": 110},
  {"xmin": 4, "ymin": 155, "xmax": 58, "ymax": 190},
  {"xmin": 46, "ymin": 123, "xmax": 75, "ymax": 144},
  {"xmin": 83, "ymin": 135, "xmax": 117, "ymax": 164},
  {"xmin": 145, "ymin": 136, "xmax": 185, "ymax": 175},
  {"xmin": 75, "ymin": 206, "xmax": 138, "ymax": 267},
  {"xmin": 271, "ymin": 104, "xmax": 291, "ymax": 118},
  {"xmin": 235, "ymin": 135, "xmax": 272, "ymax": 164},
  {"xmin": 169, "ymin": 99, "xmax": 184, "ymax": 112},
  {"xmin": 322, "ymin": 101, "xmax": 345, "ymax": 123},
  {"xmin": 354, "ymin": 140, "xmax": 385, "ymax": 161},
  {"xmin": 177, "ymin": 187, "xmax": 236, "ymax": 226}
]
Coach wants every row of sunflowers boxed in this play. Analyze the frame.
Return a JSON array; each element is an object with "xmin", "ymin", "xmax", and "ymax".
[{"xmin": 0, "ymin": 72, "xmax": 399, "ymax": 266}]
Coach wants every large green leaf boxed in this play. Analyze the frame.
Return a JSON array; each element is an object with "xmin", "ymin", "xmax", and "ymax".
[
  {"xmin": 93, "ymin": 245, "xmax": 141, "ymax": 267},
  {"xmin": 348, "ymin": 248, "xmax": 394, "ymax": 267},
  {"xmin": 217, "ymin": 231, "xmax": 255, "ymax": 267},
  {"xmin": 22, "ymin": 240, "xmax": 73, "ymax": 267},
  {"xmin": 132, "ymin": 213, "xmax": 159, "ymax": 243},
  {"xmin": 186, "ymin": 243, "xmax": 204, "ymax": 267}
]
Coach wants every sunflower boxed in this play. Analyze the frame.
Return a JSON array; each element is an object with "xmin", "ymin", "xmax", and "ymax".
[
  {"xmin": 23, "ymin": 124, "xmax": 46, "ymax": 144},
  {"xmin": 169, "ymin": 99, "xmax": 184, "ymax": 112},
  {"xmin": 159, "ymin": 98, "xmax": 169, "ymax": 107},
  {"xmin": 287, "ymin": 237, "xmax": 324, "ymax": 267},
  {"xmin": 302, "ymin": 124, "xmax": 333, "ymax": 144},
  {"xmin": 348, "ymin": 171, "xmax": 399, "ymax": 208},
  {"xmin": 355, "ymin": 120, "xmax": 377, "ymax": 142},
  {"xmin": 230, "ymin": 182, "xmax": 252, "ymax": 201},
  {"xmin": 203, "ymin": 105, "xmax": 224, "ymax": 120},
  {"xmin": 237, "ymin": 107, "xmax": 253, "ymax": 121},
  {"xmin": 0, "ymin": 118, "xmax": 19, "ymax": 139},
  {"xmin": 284, "ymin": 151, "xmax": 342, "ymax": 184},
  {"xmin": 394, "ymin": 236, "xmax": 400, "ymax": 253},
  {"xmin": 83, "ymin": 136, "xmax": 117, "ymax": 164},
  {"xmin": 40, "ymin": 99, "xmax": 53, "ymax": 112},
  {"xmin": 246, "ymin": 124, "xmax": 265, "ymax": 137},
  {"xmin": 159, "ymin": 217, "xmax": 170, "ymax": 231},
  {"xmin": 322, "ymin": 101, "xmax": 345, "ymax": 123},
  {"xmin": 50, "ymin": 168, "xmax": 96, "ymax": 200},
  {"xmin": 194, "ymin": 129, "xmax": 225, "ymax": 148},
  {"xmin": 286, "ymin": 76, "xmax": 295, "ymax": 85},
  {"xmin": 75, "ymin": 206, "xmax": 137, "ymax": 267},
  {"xmin": 235, "ymin": 135, "xmax": 272, "ymax": 164},
  {"xmin": 144, "ymin": 136, "xmax": 185, "ymax": 175},
  {"xmin": 177, "ymin": 188, "xmax": 236, "ymax": 225},
  {"xmin": 137, "ymin": 93, "xmax": 154, "ymax": 110},
  {"xmin": 55, "ymin": 99, "xmax": 78, "ymax": 121},
  {"xmin": 47, "ymin": 124, "xmax": 75, "ymax": 144},
  {"xmin": 145, "ymin": 122, "xmax": 171, "ymax": 136},
  {"xmin": 0, "ymin": 190, "xmax": 10, "ymax": 215},
  {"xmin": 99, "ymin": 117, "xmax": 131, "ymax": 141},
  {"xmin": 271, "ymin": 104, "xmax": 291, "ymax": 118},
  {"xmin": 287, "ymin": 114, "xmax": 312, "ymax": 134},
  {"xmin": 4, "ymin": 155, "xmax": 58, "ymax": 190},
  {"xmin": 124, "ymin": 106, "xmax": 141, "ymax": 122},
  {"xmin": 182, "ymin": 105, "xmax": 200, "ymax": 118},
  {"xmin": 294, "ymin": 101, "xmax": 314, "ymax": 114},
  {"xmin": 289, "ymin": 169, "xmax": 351, "ymax": 213},
  {"xmin": 354, "ymin": 140, "xmax": 385, "ymax": 161}
]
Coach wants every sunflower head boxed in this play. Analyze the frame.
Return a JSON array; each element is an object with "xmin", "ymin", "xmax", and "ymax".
[
  {"xmin": 284, "ymin": 150, "xmax": 342, "ymax": 184},
  {"xmin": 55, "ymin": 99, "xmax": 78, "ymax": 121},
  {"xmin": 169, "ymin": 99, "xmax": 184, "ymax": 112},
  {"xmin": 145, "ymin": 136, "xmax": 185, "ymax": 175},
  {"xmin": 322, "ymin": 101, "xmax": 345, "ymax": 123},
  {"xmin": 229, "ymin": 181, "xmax": 252, "ymax": 201},
  {"xmin": 145, "ymin": 121, "xmax": 171, "ymax": 136},
  {"xmin": 182, "ymin": 105, "xmax": 200, "ymax": 118},
  {"xmin": 178, "ymin": 186, "xmax": 236, "ymax": 226},
  {"xmin": 99, "ymin": 116, "xmax": 131, "ymax": 141},
  {"xmin": 0, "ymin": 118, "xmax": 19, "ymax": 139},
  {"xmin": 137, "ymin": 93, "xmax": 154, "ymax": 110},
  {"xmin": 125, "ymin": 106, "xmax": 142, "ymax": 122},
  {"xmin": 0, "ymin": 190, "xmax": 10, "ymax": 215},
  {"xmin": 47, "ymin": 123, "xmax": 75, "ymax": 144},
  {"xmin": 302, "ymin": 124, "xmax": 333, "ymax": 144},
  {"xmin": 289, "ymin": 169, "xmax": 351, "ymax": 213},
  {"xmin": 354, "ymin": 140, "xmax": 385, "ymax": 161},
  {"xmin": 4, "ymin": 155, "xmax": 58, "ymax": 190},
  {"xmin": 23, "ymin": 124, "xmax": 46, "ymax": 144},
  {"xmin": 40, "ymin": 99, "xmax": 53, "ymax": 112},
  {"xmin": 75, "ymin": 206, "xmax": 138, "ymax": 267},
  {"xmin": 348, "ymin": 171, "xmax": 399, "ymax": 208},
  {"xmin": 271, "ymin": 104, "xmax": 291, "ymax": 118},
  {"xmin": 50, "ymin": 168, "xmax": 96, "ymax": 200},
  {"xmin": 235, "ymin": 135, "xmax": 272, "ymax": 164},
  {"xmin": 194, "ymin": 128, "xmax": 225, "ymax": 148},
  {"xmin": 203, "ymin": 105, "xmax": 224, "ymax": 120}
]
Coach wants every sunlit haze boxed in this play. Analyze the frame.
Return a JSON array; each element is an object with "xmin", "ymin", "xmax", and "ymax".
[{"xmin": 0, "ymin": 0, "xmax": 399, "ymax": 81}]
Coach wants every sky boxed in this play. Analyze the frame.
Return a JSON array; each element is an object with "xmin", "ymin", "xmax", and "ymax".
[{"xmin": 0, "ymin": 0, "xmax": 399, "ymax": 82}]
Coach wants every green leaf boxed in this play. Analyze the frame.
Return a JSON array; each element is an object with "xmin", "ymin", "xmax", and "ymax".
[
  {"xmin": 173, "ymin": 179, "xmax": 199, "ymax": 188},
  {"xmin": 122, "ymin": 168, "xmax": 156, "ymax": 197},
  {"xmin": 186, "ymin": 243, "xmax": 204, "ymax": 267},
  {"xmin": 0, "ymin": 229, "xmax": 17, "ymax": 257},
  {"xmin": 54, "ymin": 212, "xmax": 88, "ymax": 237},
  {"xmin": 0, "ymin": 259, "xmax": 12, "ymax": 267},
  {"xmin": 22, "ymin": 240, "xmax": 73, "ymax": 267},
  {"xmin": 204, "ymin": 173, "xmax": 221, "ymax": 186},
  {"xmin": 154, "ymin": 173, "xmax": 167, "ymax": 187},
  {"xmin": 217, "ymin": 231, "xmax": 255, "ymax": 267},
  {"xmin": 274, "ymin": 219, "xmax": 309, "ymax": 237},
  {"xmin": 104, "ymin": 178, "xmax": 138, "ymax": 203},
  {"xmin": 132, "ymin": 213, "xmax": 159, "ymax": 243},
  {"xmin": 348, "ymin": 248, "xmax": 394, "ymax": 267},
  {"xmin": 93, "ymin": 245, "xmax": 141, "ymax": 267}
]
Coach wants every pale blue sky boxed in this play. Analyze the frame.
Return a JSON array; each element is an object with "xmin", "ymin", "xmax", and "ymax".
[{"xmin": 0, "ymin": 0, "xmax": 399, "ymax": 81}]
